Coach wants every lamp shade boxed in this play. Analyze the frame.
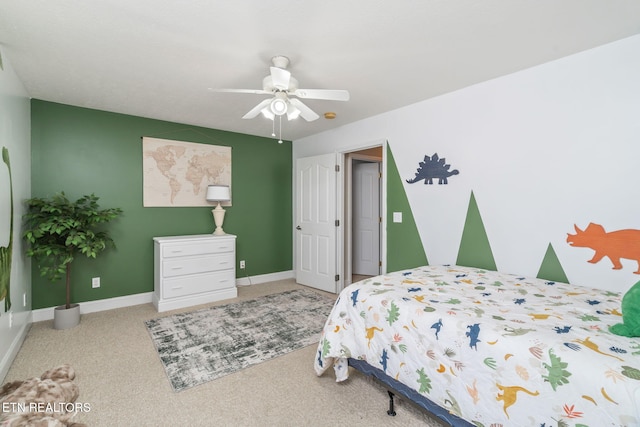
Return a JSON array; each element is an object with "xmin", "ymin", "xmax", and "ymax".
[{"xmin": 206, "ymin": 185, "xmax": 231, "ymax": 202}]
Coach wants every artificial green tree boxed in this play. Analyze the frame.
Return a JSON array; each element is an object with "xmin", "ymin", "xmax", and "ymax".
[{"xmin": 23, "ymin": 192, "xmax": 122, "ymax": 310}]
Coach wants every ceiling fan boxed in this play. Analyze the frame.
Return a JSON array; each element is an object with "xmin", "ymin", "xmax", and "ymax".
[{"xmin": 209, "ymin": 56, "xmax": 350, "ymax": 122}]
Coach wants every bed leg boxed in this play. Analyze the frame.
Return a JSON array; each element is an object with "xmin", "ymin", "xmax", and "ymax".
[{"xmin": 387, "ymin": 390, "xmax": 397, "ymax": 416}]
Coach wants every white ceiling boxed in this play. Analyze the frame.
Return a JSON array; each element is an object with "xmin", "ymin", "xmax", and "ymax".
[{"xmin": 1, "ymin": 1, "xmax": 639, "ymax": 142}]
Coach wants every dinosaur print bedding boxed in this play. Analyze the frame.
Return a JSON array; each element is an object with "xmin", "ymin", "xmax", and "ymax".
[{"xmin": 314, "ymin": 265, "xmax": 640, "ymax": 426}]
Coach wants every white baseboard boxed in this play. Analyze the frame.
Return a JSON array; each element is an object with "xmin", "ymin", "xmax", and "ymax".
[
  {"xmin": 236, "ymin": 270, "xmax": 294, "ymax": 287},
  {"xmin": 0, "ymin": 316, "xmax": 32, "ymax": 382},
  {"xmin": 32, "ymin": 292, "xmax": 154, "ymax": 322},
  {"xmin": 31, "ymin": 270, "xmax": 295, "ymax": 321}
]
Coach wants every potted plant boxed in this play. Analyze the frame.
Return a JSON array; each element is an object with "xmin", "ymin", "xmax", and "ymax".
[{"xmin": 23, "ymin": 192, "xmax": 122, "ymax": 329}]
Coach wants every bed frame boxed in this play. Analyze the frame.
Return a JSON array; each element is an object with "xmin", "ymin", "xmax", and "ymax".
[{"xmin": 348, "ymin": 358, "xmax": 473, "ymax": 426}]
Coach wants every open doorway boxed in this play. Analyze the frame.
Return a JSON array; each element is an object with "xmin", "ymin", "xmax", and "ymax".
[{"xmin": 343, "ymin": 146, "xmax": 383, "ymax": 287}]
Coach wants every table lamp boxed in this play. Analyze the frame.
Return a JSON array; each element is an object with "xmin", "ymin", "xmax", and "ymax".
[{"xmin": 206, "ymin": 184, "xmax": 231, "ymax": 235}]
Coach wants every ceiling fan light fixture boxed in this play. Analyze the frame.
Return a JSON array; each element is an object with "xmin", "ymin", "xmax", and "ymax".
[
  {"xmin": 270, "ymin": 97, "xmax": 288, "ymax": 116},
  {"xmin": 287, "ymin": 104, "xmax": 301, "ymax": 120}
]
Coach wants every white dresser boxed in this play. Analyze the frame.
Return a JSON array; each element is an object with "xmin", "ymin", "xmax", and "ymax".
[{"xmin": 153, "ymin": 234, "xmax": 237, "ymax": 312}]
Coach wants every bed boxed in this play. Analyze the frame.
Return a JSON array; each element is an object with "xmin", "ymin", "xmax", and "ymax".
[{"xmin": 314, "ymin": 265, "xmax": 640, "ymax": 426}]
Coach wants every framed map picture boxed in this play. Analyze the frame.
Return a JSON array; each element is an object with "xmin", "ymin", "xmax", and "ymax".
[{"xmin": 142, "ymin": 137, "xmax": 231, "ymax": 207}]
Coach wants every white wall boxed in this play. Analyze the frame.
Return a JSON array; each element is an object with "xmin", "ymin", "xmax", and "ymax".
[
  {"xmin": 294, "ymin": 35, "xmax": 640, "ymax": 293},
  {"xmin": 0, "ymin": 47, "xmax": 32, "ymax": 381}
]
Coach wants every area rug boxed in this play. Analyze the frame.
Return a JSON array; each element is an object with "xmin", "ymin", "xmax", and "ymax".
[{"xmin": 145, "ymin": 289, "xmax": 336, "ymax": 392}]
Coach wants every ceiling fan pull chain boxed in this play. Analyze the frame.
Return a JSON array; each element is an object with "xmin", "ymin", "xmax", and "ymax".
[{"xmin": 278, "ymin": 115, "xmax": 283, "ymax": 144}]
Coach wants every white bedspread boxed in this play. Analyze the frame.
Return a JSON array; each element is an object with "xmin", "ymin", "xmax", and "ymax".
[{"xmin": 314, "ymin": 265, "xmax": 640, "ymax": 426}]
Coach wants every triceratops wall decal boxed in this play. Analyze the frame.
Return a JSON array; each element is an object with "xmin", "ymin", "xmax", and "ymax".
[
  {"xmin": 567, "ymin": 223, "xmax": 640, "ymax": 274},
  {"xmin": 406, "ymin": 153, "xmax": 459, "ymax": 185}
]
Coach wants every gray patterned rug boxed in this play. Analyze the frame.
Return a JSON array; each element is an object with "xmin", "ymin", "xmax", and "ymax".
[{"xmin": 145, "ymin": 289, "xmax": 336, "ymax": 392}]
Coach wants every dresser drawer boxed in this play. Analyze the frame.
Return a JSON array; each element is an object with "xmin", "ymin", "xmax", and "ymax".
[
  {"xmin": 162, "ymin": 252, "xmax": 234, "ymax": 278},
  {"xmin": 153, "ymin": 234, "xmax": 237, "ymax": 312},
  {"xmin": 162, "ymin": 270, "xmax": 236, "ymax": 299},
  {"xmin": 162, "ymin": 239, "xmax": 235, "ymax": 258}
]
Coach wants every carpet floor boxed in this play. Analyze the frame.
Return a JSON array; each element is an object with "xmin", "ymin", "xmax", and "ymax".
[{"xmin": 4, "ymin": 279, "xmax": 448, "ymax": 426}]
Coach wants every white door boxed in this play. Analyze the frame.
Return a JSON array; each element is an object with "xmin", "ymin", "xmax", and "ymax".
[
  {"xmin": 295, "ymin": 153, "xmax": 337, "ymax": 293},
  {"xmin": 353, "ymin": 161, "xmax": 381, "ymax": 276}
]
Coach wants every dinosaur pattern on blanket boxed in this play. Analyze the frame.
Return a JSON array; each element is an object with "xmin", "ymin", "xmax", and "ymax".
[{"xmin": 314, "ymin": 265, "xmax": 640, "ymax": 426}]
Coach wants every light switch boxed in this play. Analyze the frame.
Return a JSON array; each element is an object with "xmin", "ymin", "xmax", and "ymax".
[{"xmin": 393, "ymin": 212, "xmax": 403, "ymax": 223}]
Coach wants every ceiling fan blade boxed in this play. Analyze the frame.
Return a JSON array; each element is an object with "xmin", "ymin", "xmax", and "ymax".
[
  {"xmin": 209, "ymin": 88, "xmax": 271, "ymax": 95},
  {"xmin": 270, "ymin": 66, "xmax": 291, "ymax": 90},
  {"xmin": 292, "ymin": 88, "xmax": 350, "ymax": 101},
  {"xmin": 242, "ymin": 99, "xmax": 272, "ymax": 119},
  {"xmin": 289, "ymin": 98, "xmax": 319, "ymax": 122}
]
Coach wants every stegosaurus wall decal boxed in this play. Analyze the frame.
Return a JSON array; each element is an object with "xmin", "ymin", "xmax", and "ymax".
[{"xmin": 406, "ymin": 153, "xmax": 459, "ymax": 185}]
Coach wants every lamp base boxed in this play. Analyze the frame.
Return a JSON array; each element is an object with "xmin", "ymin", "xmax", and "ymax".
[{"xmin": 212, "ymin": 203, "xmax": 226, "ymax": 235}]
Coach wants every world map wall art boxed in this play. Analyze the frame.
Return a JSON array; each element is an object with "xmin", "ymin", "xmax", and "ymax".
[{"xmin": 142, "ymin": 137, "xmax": 231, "ymax": 207}]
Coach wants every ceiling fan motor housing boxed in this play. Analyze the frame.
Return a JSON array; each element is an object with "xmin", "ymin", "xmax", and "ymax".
[
  {"xmin": 271, "ymin": 55, "xmax": 290, "ymax": 69},
  {"xmin": 262, "ymin": 76, "xmax": 298, "ymax": 92}
]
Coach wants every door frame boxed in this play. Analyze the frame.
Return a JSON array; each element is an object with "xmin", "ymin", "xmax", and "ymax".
[
  {"xmin": 336, "ymin": 140, "xmax": 387, "ymax": 292},
  {"xmin": 293, "ymin": 139, "xmax": 387, "ymax": 294}
]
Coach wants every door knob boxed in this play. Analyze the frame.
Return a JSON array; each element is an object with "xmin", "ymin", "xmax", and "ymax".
[{"xmin": 296, "ymin": 226, "xmax": 301, "ymax": 230}]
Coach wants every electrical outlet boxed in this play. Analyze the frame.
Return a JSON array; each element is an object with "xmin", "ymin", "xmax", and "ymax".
[
  {"xmin": 239, "ymin": 260, "xmax": 245, "ymax": 269},
  {"xmin": 92, "ymin": 277, "xmax": 100, "ymax": 288},
  {"xmin": 23, "ymin": 293, "xmax": 26, "ymax": 307}
]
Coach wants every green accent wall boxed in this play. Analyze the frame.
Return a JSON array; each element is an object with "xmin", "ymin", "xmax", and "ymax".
[
  {"xmin": 456, "ymin": 191, "xmax": 497, "ymax": 270},
  {"xmin": 30, "ymin": 100, "xmax": 292, "ymax": 309},
  {"xmin": 537, "ymin": 243, "xmax": 569, "ymax": 283},
  {"xmin": 386, "ymin": 145, "xmax": 428, "ymax": 271}
]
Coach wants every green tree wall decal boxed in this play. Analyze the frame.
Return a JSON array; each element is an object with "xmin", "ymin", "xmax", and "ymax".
[
  {"xmin": 386, "ymin": 145, "xmax": 428, "ymax": 271},
  {"xmin": 456, "ymin": 191, "xmax": 496, "ymax": 270},
  {"xmin": 537, "ymin": 243, "xmax": 569, "ymax": 283}
]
